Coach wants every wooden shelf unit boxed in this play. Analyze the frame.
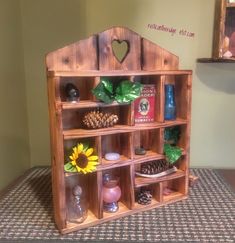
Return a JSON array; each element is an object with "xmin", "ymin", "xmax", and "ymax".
[{"xmin": 46, "ymin": 27, "xmax": 192, "ymax": 234}]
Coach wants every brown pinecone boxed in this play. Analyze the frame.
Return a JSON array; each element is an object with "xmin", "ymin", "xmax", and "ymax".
[
  {"xmin": 83, "ymin": 111, "xmax": 118, "ymax": 129},
  {"xmin": 140, "ymin": 160, "xmax": 172, "ymax": 175},
  {"xmin": 137, "ymin": 190, "xmax": 152, "ymax": 205}
]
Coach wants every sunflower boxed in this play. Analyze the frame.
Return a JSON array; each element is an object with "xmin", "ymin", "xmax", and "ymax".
[{"xmin": 64, "ymin": 143, "xmax": 99, "ymax": 174}]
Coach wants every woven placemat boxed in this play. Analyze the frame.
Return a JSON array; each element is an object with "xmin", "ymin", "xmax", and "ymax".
[{"xmin": 0, "ymin": 167, "xmax": 234, "ymax": 243}]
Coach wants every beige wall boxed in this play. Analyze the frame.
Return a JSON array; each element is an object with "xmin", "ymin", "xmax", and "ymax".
[
  {"xmin": 0, "ymin": 0, "xmax": 30, "ymax": 190},
  {"xmin": 20, "ymin": 0, "xmax": 235, "ymax": 168}
]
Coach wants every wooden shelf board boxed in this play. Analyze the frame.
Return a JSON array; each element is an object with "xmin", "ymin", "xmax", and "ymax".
[
  {"xmin": 65, "ymin": 153, "xmax": 167, "ymax": 176},
  {"xmin": 61, "ymin": 195, "xmax": 187, "ymax": 234},
  {"xmin": 197, "ymin": 57, "xmax": 235, "ymax": 63},
  {"xmin": 48, "ymin": 70, "xmax": 192, "ymax": 78},
  {"xmin": 61, "ymin": 100, "xmax": 129, "ymax": 110},
  {"xmin": 63, "ymin": 119, "xmax": 188, "ymax": 139},
  {"xmin": 163, "ymin": 191, "xmax": 184, "ymax": 202},
  {"xmin": 63, "ymin": 125, "xmax": 133, "ymax": 139},
  {"xmin": 135, "ymin": 169, "xmax": 185, "ymax": 188},
  {"xmin": 134, "ymin": 151, "xmax": 164, "ymax": 164},
  {"xmin": 133, "ymin": 198, "xmax": 159, "ymax": 210},
  {"xmin": 65, "ymin": 210, "xmax": 97, "ymax": 231},
  {"xmin": 103, "ymin": 202, "xmax": 130, "ymax": 219},
  {"xmin": 100, "ymin": 155, "xmax": 131, "ymax": 170}
]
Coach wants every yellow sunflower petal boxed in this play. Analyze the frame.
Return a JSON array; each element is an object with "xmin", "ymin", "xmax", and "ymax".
[
  {"xmin": 85, "ymin": 148, "xmax": 94, "ymax": 157},
  {"xmin": 71, "ymin": 161, "xmax": 76, "ymax": 166},
  {"xmin": 81, "ymin": 169, "xmax": 87, "ymax": 174},
  {"xmin": 69, "ymin": 155, "xmax": 74, "ymax": 160},
  {"xmin": 88, "ymin": 161, "xmax": 99, "ymax": 165},
  {"xmin": 88, "ymin": 155, "xmax": 98, "ymax": 161},
  {"xmin": 77, "ymin": 143, "xmax": 83, "ymax": 154},
  {"xmin": 73, "ymin": 147, "xmax": 77, "ymax": 154},
  {"xmin": 76, "ymin": 166, "xmax": 81, "ymax": 172}
]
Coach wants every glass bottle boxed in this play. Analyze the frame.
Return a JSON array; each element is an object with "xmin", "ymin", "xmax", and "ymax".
[
  {"xmin": 67, "ymin": 185, "xmax": 88, "ymax": 224},
  {"xmin": 103, "ymin": 173, "xmax": 121, "ymax": 213},
  {"xmin": 164, "ymin": 84, "xmax": 176, "ymax": 120}
]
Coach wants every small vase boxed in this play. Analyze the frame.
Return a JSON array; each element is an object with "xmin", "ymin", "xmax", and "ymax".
[
  {"xmin": 103, "ymin": 173, "xmax": 121, "ymax": 213},
  {"xmin": 67, "ymin": 185, "xmax": 88, "ymax": 224},
  {"xmin": 164, "ymin": 84, "xmax": 176, "ymax": 120}
]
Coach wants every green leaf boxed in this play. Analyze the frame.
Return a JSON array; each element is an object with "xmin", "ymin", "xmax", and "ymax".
[
  {"xmin": 115, "ymin": 80, "xmax": 142, "ymax": 104},
  {"xmin": 101, "ymin": 78, "xmax": 113, "ymax": 94},
  {"xmin": 92, "ymin": 81, "xmax": 114, "ymax": 104},
  {"xmin": 64, "ymin": 162, "xmax": 77, "ymax": 172},
  {"xmin": 164, "ymin": 143, "xmax": 182, "ymax": 164}
]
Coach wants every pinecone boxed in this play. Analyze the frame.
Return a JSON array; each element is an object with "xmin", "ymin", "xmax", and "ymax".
[
  {"xmin": 137, "ymin": 190, "xmax": 152, "ymax": 205},
  {"xmin": 140, "ymin": 160, "xmax": 173, "ymax": 175},
  {"xmin": 83, "ymin": 111, "xmax": 118, "ymax": 129}
]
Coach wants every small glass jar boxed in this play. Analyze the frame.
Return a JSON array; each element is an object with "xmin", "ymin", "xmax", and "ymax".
[{"xmin": 67, "ymin": 185, "xmax": 88, "ymax": 224}]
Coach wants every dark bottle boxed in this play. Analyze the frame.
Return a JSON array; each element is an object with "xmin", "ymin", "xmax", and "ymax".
[
  {"xmin": 65, "ymin": 83, "xmax": 80, "ymax": 102},
  {"xmin": 164, "ymin": 84, "xmax": 176, "ymax": 120}
]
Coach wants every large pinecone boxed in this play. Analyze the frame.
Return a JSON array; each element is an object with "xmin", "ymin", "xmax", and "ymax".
[
  {"xmin": 137, "ymin": 190, "xmax": 152, "ymax": 205},
  {"xmin": 83, "ymin": 111, "xmax": 118, "ymax": 129},
  {"xmin": 140, "ymin": 160, "xmax": 173, "ymax": 175}
]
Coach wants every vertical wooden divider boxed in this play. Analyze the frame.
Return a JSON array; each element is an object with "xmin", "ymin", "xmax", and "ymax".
[
  {"xmin": 129, "ymin": 75, "xmax": 136, "ymax": 126},
  {"xmin": 90, "ymin": 77, "xmax": 100, "ymax": 101},
  {"xmin": 129, "ymin": 164, "xmax": 136, "ymax": 209},
  {"xmin": 95, "ymin": 136, "xmax": 102, "ymax": 165},
  {"xmin": 47, "ymin": 76, "xmax": 66, "ymax": 229},
  {"xmin": 152, "ymin": 182, "xmax": 163, "ymax": 203},
  {"xmin": 184, "ymin": 74, "xmax": 192, "ymax": 196},
  {"xmin": 89, "ymin": 170, "xmax": 103, "ymax": 219},
  {"xmin": 156, "ymin": 75, "xmax": 165, "ymax": 123},
  {"xmin": 158, "ymin": 128, "xmax": 164, "ymax": 155}
]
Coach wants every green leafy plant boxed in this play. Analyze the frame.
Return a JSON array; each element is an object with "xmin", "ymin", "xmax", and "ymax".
[
  {"xmin": 92, "ymin": 78, "xmax": 142, "ymax": 104},
  {"xmin": 164, "ymin": 143, "xmax": 182, "ymax": 164}
]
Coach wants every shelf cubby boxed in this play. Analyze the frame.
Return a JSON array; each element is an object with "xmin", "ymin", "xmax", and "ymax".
[
  {"xmin": 63, "ymin": 137, "xmax": 101, "ymax": 165},
  {"xmin": 164, "ymin": 75, "xmax": 191, "ymax": 121},
  {"xmin": 62, "ymin": 104, "xmax": 132, "ymax": 130},
  {"xmin": 101, "ymin": 133, "xmax": 132, "ymax": 165},
  {"xmin": 102, "ymin": 165, "xmax": 134, "ymax": 214},
  {"xmin": 162, "ymin": 176, "xmax": 187, "ymax": 202},
  {"xmin": 59, "ymin": 76, "xmax": 99, "ymax": 102},
  {"xmin": 133, "ymin": 128, "xmax": 163, "ymax": 160},
  {"xmin": 133, "ymin": 184, "xmax": 161, "ymax": 210},
  {"xmin": 164, "ymin": 124, "xmax": 188, "ymax": 152}
]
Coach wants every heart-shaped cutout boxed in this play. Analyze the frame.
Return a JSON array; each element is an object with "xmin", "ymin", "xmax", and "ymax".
[{"xmin": 111, "ymin": 40, "xmax": 129, "ymax": 63}]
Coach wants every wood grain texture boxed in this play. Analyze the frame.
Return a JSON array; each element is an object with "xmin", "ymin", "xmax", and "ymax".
[
  {"xmin": 46, "ymin": 27, "xmax": 192, "ymax": 233},
  {"xmin": 98, "ymin": 27, "xmax": 141, "ymax": 70},
  {"xmin": 212, "ymin": 0, "xmax": 227, "ymax": 58},
  {"xmin": 48, "ymin": 70, "xmax": 192, "ymax": 77},
  {"xmin": 46, "ymin": 36, "xmax": 98, "ymax": 71},
  {"xmin": 142, "ymin": 38, "xmax": 179, "ymax": 70},
  {"xmin": 47, "ymin": 77, "xmax": 66, "ymax": 230}
]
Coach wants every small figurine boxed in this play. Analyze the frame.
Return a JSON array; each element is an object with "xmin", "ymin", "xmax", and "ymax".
[
  {"xmin": 135, "ymin": 147, "xmax": 146, "ymax": 155},
  {"xmin": 65, "ymin": 83, "xmax": 80, "ymax": 103}
]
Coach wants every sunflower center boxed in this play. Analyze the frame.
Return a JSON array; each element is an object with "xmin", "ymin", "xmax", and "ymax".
[{"xmin": 76, "ymin": 154, "xmax": 88, "ymax": 168}]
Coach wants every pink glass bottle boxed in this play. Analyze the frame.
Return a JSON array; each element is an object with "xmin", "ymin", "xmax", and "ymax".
[{"xmin": 103, "ymin": 173, "xmax": 121, "ymax": 213}]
